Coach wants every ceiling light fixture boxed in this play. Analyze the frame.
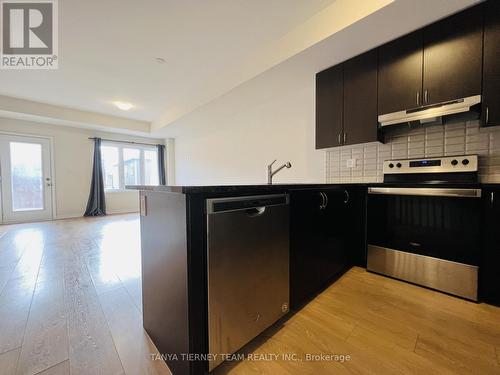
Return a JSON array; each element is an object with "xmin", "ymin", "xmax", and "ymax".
[{"xmin": 114, "ymin": 101, "xmax": 134, "ymax": 111}]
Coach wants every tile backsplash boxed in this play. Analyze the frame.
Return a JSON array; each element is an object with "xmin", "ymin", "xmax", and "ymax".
[{"xmin": 325, "ymin": 120, "xmax": 500, "ymax": 183}]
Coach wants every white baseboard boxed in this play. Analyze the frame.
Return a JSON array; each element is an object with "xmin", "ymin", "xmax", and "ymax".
[
  {"xmin": 54, "ymin": 212, "xmax": 83, "ymax": 220},
  {"xmin": 107, "ymin": 209, "xmax": 139, "ymax": 215},
  {"xmin": 54, "ymin": 209, "xmax": 138, "ymax": 220}
]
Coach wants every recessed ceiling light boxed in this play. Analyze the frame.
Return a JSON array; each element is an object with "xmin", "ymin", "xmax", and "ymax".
[
  {"xmin": 155, "ymin": 57, "xmax": 167, "ymax": 64},
  {"xmin": 114, "ymin": 101, "xmax": 134, "ymax": 111}
]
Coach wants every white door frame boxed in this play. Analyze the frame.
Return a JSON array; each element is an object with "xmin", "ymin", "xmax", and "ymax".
[{"xmin": 0, "ymin": 132, "xmax": 56, "ymax": 224}]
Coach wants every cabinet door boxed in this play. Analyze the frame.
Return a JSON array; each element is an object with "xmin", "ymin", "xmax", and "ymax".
[
  {"xmin": 423, "ymin": 5, "xmax": 483, "ymax": 105},
  {"xmin": 316, "ymin": 65, "xmax": 343, "ymax": 149},
  {"xmin": 483, "ymin": 0, "xmax": 500, "ymax": 127},
  {"xmin": 289, "ymin": 189, "xmax": 351, "ymax": 309},
  {"xmin": 344, "ymin": 187, "xmax": 368, "ymax": 267},
  {"xmin": 320, "ymin": 189, "xmax": 351, "ymax": 278},
  {"xmin": 290, "ymin": 190, "xmax": 327, "ymax": 308},
  {"xmin": 378, "ymin": 31, "xmax": 423, "ymax": 114},
  {"xmin": 480, "ymin": 189, "xmax": 500, "ymax": 306},
  {"xmin": 343, "ymin": 50, "xmax": 378, "ymax": 145}
]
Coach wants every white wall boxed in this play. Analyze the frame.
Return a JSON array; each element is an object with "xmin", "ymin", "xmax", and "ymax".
[
  {"xmin": 161, "ymin": 0, "xmax": 481, "ymax": 186},
  {"xmin": 0, "ymin": 117, "xmax": 164, "ymax": 219},
  {"xmin": 170, "ymin": 63, "xmax": 325, "ymax": 185}
]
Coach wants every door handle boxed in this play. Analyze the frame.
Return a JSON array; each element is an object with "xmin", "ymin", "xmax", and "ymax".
[
  {"xmin": 416, "ymin": 91, "xmax": 420, "ymax": 106},
  {"xmin": 338, "ymin": 133, "xmax": 342, "ymax": 145},
  {"xmin": 344, "ymin": 190, "xmax": 350, "ymax": 204},
  {"xmin": 486, "ymin": 106, "xmax": 489, "ymax": 125},
  {"xmin": 343, "ymin": 132, "xmax": 347, "ymax": 144},
  {"xmin": 424, "ymin": 90, "xmax": 428, "ymax": 104}
]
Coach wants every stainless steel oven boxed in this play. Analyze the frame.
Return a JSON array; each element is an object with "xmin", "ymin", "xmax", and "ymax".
[{"xmin": 367, "ymin": 155, "xmax": 481, "ymax": 301}]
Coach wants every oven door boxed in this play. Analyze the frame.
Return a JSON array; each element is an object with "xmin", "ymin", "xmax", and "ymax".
[{"xmin": 367, "ymin": 187, "xmax": 481, "ymax": 300}]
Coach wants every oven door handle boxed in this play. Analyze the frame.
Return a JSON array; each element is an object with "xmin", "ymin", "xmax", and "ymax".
[{"xmin": 368, "ymin": 187, "xmax": 482, "ymax": 198}]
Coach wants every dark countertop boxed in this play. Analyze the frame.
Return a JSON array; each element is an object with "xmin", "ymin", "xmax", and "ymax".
[
  {"xmin": 126, "ymin": 183, "xmax": 343, "ymax": 195},
  {"xmin": 126, "ymin": 182, "xmax": 500, "ymax": 196}
]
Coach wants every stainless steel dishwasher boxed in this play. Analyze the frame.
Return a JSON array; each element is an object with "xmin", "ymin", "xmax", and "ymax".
[{"xmin": 206, "ymin": 194, "xmax": 290, "ymax": 371}]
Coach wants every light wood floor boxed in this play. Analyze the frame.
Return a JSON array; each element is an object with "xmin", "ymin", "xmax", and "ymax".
[
  {"xmin": 216, "ymin": 269, "xmax": 500, "ymax": 375},
  {"xmin": 1, "ymin": 215, "xmax": 499, "ymax": 375},
  {"xmin": 0, "ymin": 214, "xmax": 170, "ymax": 375}
]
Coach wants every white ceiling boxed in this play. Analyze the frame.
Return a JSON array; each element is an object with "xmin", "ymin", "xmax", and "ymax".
[
  {"xmin": 0, "ymin": 0, "xmax": 481, "ymax": 136},
  {"xmin": 0, "ymin": 0, "xmax": 335, "ymax": 121}
]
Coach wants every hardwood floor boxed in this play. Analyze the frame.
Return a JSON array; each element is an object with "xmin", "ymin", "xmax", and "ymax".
[
  {"xmin": 0, "ymin": 214, "xmax": 170, "ymax": 375},
  {"xmin": 214, "ymin": 268, "xmax": 500, "ymax": 375},
  {"xmin": 0, "ymin": 214, "xmax": 499, "ymax": 375}
]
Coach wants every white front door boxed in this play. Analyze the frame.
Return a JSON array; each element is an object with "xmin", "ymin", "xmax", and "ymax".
[{"xmin": 0, "ymin": 135, "xmax": 53, "ymax": 223}]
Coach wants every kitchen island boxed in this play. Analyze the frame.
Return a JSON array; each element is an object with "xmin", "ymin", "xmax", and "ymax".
[
  {"xmin": 130, "ymin": 179, "xmax": 500, "ymax": 375},
  {"xmin": 128, "ymin": 184, "xmax": 367, "ymax": 375}
]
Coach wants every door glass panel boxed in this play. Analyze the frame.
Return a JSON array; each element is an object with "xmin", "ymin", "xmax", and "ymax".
[
  {"xmin": 144, "ymin": 150, "xmax": 159, "ymax": 185},
  {"xmin": 10, "ymin": 142, "xmax": 44, "ymax": 211},
  {"xmin": 123, "ymin": 148, "xmax": 140, "ymax": 186},
  {"xmin": 101, "ymin": 146, "xmax": 120, "ymax": 190}
]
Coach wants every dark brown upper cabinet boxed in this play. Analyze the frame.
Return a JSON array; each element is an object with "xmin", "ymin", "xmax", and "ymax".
[
  {"xmin": 378, "ymin": 32, "xmax": 423, "ymax": 115},
  {"xmin": 315, "ymin": 65, "xmax": 343, "ymax": 149},
  {"xmin": 422, "ymin": 5, "xmax": 483, "ymax": 105},
  {"xmin": 343, "ymin": 50, "xmax": 378, "ymax": 146},
  {"xmin": 482, "ymin": 0, "xmax": 500, "ymax": 127},
  {"xmin": 317, "ymin": 2, "xmax": 490, "ymax": 149},
  {"xmin": 316, "ymin": 51, "xmax": 379, "ymax": 149}
]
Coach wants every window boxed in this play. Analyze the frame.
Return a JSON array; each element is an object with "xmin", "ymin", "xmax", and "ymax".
[
  {"xmin": 101, "ymin": 146, "xmax": 120, "ymax": 190},
  {"xmin": 10, "ymin": 142, "xmax": 44, "ymax": 211},
  {"xmin": 100, "ymin": 142, "xmax": 160, "ymax": 191}
]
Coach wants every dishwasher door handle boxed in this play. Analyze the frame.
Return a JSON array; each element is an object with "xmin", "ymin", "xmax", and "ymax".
[
  {"xmin": 245, "ymin": 207, "xmax": 266, "ymax": 217},
  {"xmin": 207, "ymin": 194, "xmax": 289, "ymax": 214}
]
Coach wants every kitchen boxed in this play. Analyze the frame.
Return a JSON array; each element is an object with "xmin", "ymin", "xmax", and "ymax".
[{"xmin": 132, "ymin": 1, "xmax": 500, "ymax": 374}]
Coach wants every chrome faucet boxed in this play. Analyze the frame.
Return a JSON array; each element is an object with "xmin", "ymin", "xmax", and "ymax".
[{"xmin": 267, "ymin": 160, "xmax": 292, "ymax": 184}]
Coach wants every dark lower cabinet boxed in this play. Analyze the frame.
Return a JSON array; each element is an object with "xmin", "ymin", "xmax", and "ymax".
[
  {"xmin": 482, "ymin": 0, "xmax": 500, "ymax": 127},
  {"xmin": 480, "ymin": 188, "xmax": 500, "ymax": 306},
  {"xmin": 290, "ymin": 187, "xmax": 366, "ymax": 309}
]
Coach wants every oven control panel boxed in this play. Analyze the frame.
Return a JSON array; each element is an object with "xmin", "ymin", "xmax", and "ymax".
[{"xmin": 383, "ymin": 155, "xmax": 478, "ymax": 174}]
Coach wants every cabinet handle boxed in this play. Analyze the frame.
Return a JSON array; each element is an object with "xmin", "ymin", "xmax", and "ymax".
[
  {"xmin": 416, "ymin": 91, "xmax": 420, "ymax": 106},
  {"xmin": 338, "ymin": 133, "xmax": 342, "ymax": 145},
  {"xmin": 491, "ymin": 191, "xmax": 495, "ymax": 205},
  {"xmin": 344, "ymin": 190, "xmax": 350, "ymax": 204},
  {"xmin": 343, "ymin": 132, "xmax": 347, "ymax": 144},
  {"xmin": 424, "ymin": 90, "xmax": 428, "ymax": 104},
  {"xmin": 486, "ymin": 107, "xmax": 489, "ymax": 125},
  {"xmin": 319, "ymin": 192, "xmax": 326, "ymax": 210}
]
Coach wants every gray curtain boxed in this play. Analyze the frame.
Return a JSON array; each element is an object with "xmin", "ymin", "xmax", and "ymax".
[
  {"xmin": 157, "ymin": 144, "xmax": 166, "ymax": 185},
  {"xmin": 84, "ymin": 138, "xmax": 106, "ymax": 216}
]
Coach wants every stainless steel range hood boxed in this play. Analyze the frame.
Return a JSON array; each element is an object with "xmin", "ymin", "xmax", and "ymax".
[{"xmin": 378, "ymin": 95, "xmax": 481, "ymax": 127}]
